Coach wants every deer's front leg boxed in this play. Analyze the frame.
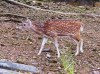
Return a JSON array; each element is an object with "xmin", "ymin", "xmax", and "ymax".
[
  {"xmin": 38, "ymin": 37, "xmax": 48, "ymax": 55},
  {"xmin": 80, "ymin": 39, "xmax": 83, "ymax": 53},
  {"xmin": 75, "ymin": 40, "xmax": 80, "ymax": 56},
  {"xmin": 54, "ymin": 37, "xmax": 60, "ymax": 58}
]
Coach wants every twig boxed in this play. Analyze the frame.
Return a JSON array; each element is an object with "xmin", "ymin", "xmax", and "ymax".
[
  {"xmin": 4, "ymin": 0, "xmax": 100, "ymax": 18},
  {"xmin": 91, "ymin": 68, "xmax": 100, "ymax": 71},
  {"xmin": 0, "ymin": 13, "xmax": 26, "ymax": 18},
  {"xmin": 65, "ymin": 60, "xmax": 74, "ymax": 70},
  {"xmin": 0, "ymin": 19, "xmax": 22, "ymax": 23}
]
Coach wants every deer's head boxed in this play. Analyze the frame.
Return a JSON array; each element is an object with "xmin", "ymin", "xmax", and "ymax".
[{"xmin": 16, "ymin": 18, "xmax": 34, "ymax": 31}]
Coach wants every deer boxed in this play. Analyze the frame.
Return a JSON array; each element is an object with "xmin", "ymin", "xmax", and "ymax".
[{"xmin": 17, "ymin": 18, "xmax": 84, "ymax": 58}]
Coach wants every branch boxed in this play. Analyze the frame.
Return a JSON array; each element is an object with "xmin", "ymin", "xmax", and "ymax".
[
  {"xmin": 0, "ymin": 13, "xmax": 26, "ymax": 22},
  {"xmin": 0, "ymin": 69, "xmax": 22, "ymax": 74},
  {"xmin": 0, "ymin": 60, "xmax": 39, "ymax": 73},
  {"xmin": 0, "ymin": 13, "xmax": 26, "ymax": 18},
  {"xmin": 0, "ymin": 19, "xmax": 22, "ymax": 23},
  {"xmin": 4, "ymin": 0, "xmax": 100, "ymax": 18}
]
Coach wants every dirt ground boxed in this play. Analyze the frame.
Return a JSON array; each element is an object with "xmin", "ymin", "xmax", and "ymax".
[{"xmin": 0, "ymin": 1, "xmax": 100, "ymax": 74}]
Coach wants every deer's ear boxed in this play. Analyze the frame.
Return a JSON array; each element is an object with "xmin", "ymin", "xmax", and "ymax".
[
  {"xmin": 26, "ymin": 19, "xmax": 32, "ymax": 26},
  {"xmin": 21, "ymin": 20, "xmax": 26, "ymax": 24}
]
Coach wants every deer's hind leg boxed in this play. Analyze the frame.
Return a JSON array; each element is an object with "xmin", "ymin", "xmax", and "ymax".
[
  {"xmin": 73, "ymin": 39, "xmax": 80, "ymax": 56},
  {"xmin": 71, "ymin": 32, "xmax": 83, "ymax": 56}
]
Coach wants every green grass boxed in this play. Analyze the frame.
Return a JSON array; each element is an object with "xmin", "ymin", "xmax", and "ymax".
[{"xmin": 60, "ymin": 48, "xmax": 75, "ymax": 74}]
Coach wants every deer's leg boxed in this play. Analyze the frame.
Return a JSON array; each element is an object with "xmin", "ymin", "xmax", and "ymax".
[
  {"xmin": 73, "ymin": 39, "xmax": 80, "ymax": 56},
  {"xmin": 54, "ymin": 37, "xmax": 60, "ymax": 58},
  {"xmin": 75, "ymin": 32, "xmax": 83, "ymax": 53},
  {"xmin": 38, "ymin": 37, "xmax": 48, "ymax": 55},
  {"xmin": 80, "ymin": 38, "xmax": 83, "ymax": 53},
  {"xmin": 73, "ymin": 32, "xmax": 84, "ymax": 55},
  {"xmin": 72, "ymin": 32, "xmax": 81, "ymax": 56},
  {"xmin": 46, "ymin": 31, "xmax": 60, "ymax": 57}
]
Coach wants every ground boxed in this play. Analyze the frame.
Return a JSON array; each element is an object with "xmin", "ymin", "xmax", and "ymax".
[{"xmin": 0, "ymin": 1, "xmax": 100, "ymax": 74}]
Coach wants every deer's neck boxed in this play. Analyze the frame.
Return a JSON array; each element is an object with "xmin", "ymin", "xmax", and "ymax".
[
  {"xmin": 36, "ymin": 25, "xmax": 45, "ymax": 32},
  {"xmin": 32, "ymin": 22, "xmax": 45, "ymax": 35}
]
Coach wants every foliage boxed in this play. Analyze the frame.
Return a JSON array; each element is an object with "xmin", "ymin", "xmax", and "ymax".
[{"xmin": 60, "ymin": 48, "xmax": 75, "ymax": 74}]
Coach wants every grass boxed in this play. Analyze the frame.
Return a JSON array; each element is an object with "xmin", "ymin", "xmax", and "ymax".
[{"xmin": 60, "ymin": 48, "xmax": 75, "ymax": 74}]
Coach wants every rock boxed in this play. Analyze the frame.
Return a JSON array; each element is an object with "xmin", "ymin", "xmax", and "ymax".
[
  {"xmin": 48, "ymin": 71, "xmax": 55, "ymax": 74},
  {"xmin": 42, "ymin": 48, "xmax": 51, "ymax": 52},
  {"xmin": 46, "ymin": 53, "xmax": 51, "ymax": 58},
  {"xmin": 92, "ymin": 70, "xmax": 100, "ymax": 74},
  {"xmin": 0, "ymin": 44, "xmax": 5, "ymax": 46}
]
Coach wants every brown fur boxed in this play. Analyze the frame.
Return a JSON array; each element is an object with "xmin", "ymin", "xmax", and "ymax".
[{"xmin": 34, "ymin": 19, "xmax": 83, "ymax": 41}]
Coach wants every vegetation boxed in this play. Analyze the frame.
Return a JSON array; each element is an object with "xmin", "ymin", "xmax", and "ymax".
[{"xmin": 60, "ymin": 47, "xmax": 75, "ymax": 74}]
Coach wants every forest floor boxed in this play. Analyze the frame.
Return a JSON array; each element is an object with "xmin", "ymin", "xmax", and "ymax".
[{"xmin": 0, "ymin": 1, "xmax": 100, "ymax": 74}]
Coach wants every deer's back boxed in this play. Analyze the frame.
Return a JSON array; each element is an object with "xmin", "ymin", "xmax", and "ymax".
[{"xmin": 44, "ymin": 20, "xmax": 82, "ymax": 36}]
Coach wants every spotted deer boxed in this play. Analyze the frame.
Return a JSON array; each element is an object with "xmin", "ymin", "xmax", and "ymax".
[{"xmin": 17, "ymin": 18, "xmax": 84, "ymax": 58}]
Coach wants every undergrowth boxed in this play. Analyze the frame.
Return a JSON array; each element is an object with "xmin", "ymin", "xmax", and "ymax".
[{"xmin": 60, "ymin": 48, "xmax": 75, "ymax": 74}]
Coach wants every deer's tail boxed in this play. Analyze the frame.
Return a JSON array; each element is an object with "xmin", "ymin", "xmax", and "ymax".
[{"xmin": 80, "ymin": 24, "xmax": 84, "ymax": 32}]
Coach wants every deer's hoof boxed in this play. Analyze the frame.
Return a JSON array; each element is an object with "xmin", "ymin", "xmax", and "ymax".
[
  {"xmin": 75, "ymin": 52, "xmax": 79, "ymax": 56},
  {"xmin": 57, "ymin": 54, "xmax": 60, "ymax": 58},
  {"xmin": 37, "ymin": 53, "xmax": 41, "ymax": 55},
  {"xmin": 80, "ymin": 49, "xmax": 84, "ymax": 53}
]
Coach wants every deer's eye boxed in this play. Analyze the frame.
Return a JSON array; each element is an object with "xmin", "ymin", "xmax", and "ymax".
[{"xmin": 23, "ymin": 24, "xmax": 26, "ymax": 26}]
